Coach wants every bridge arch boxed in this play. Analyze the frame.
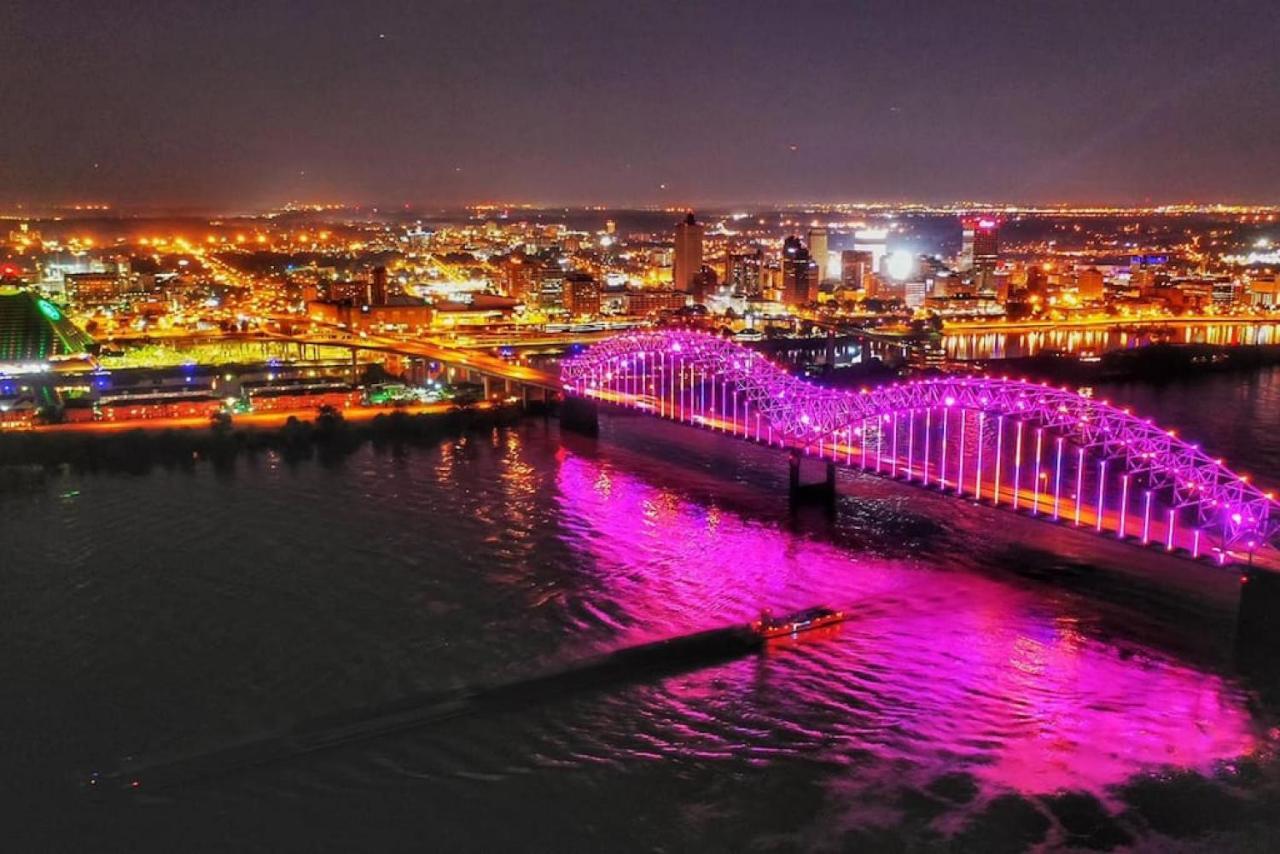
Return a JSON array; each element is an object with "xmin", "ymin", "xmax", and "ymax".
[{"xmin": 562, "ymin": 330, "xmax": 1279, "ymax": 563}]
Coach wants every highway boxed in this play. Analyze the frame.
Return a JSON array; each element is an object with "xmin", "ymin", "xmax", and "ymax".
[
  {"xmin": 98, "ymin": 325, "xmax": 563, "ymax": 389},
  {"xmin": 265, "ymin": 329, "xmax": 561, "ymax": 389}
]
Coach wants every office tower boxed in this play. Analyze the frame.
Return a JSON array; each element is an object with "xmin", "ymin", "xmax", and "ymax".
[
  {"xmin": 959, "ymin": 221, "xmax": 976, "ymax": 270},
  {"xmin": 502, "ymin": 252, "xmax": 536, "ymax": 301},
  {"xmin": 853, "ymin": 228, "xmax": 888, "ymax": 276},
  {"xmin": 537, "ymin": 259, "xmax": 566, "ymax": 311},
  {"xmin": 961, "ymin": 216, "xmax": 1000, "ymax": 290},
  {"xmin": 782, "ymin": 236, "xmax": 819, "ymax": 306},
  {"xmin": 673, "ymin": 211, "xmax": 704, "ymax": 293},
  {"xmin": 725, "ymin": 246, "xmax": 764, "ymax": 296},
  {"xmin": 564, "ymin": 272, "xmax": 600, "ymax": 316},
  {"xmin": 807, "ymin": 227, "xmax": 829, "ymax": 283},
  {"xmin": 840, "ymin": 250, "xmax": 873, "ymax": 291},
  {"xmin": 367, "ymin": 265, "xmax": 389, "ymax": 305},
  {"xmin": 1077, "ymin": 267, "xmax": 1105, "ymax": 301},
  {"xmin": 691, "ymin": 265, "xmax": 718, "ymax": 304}
]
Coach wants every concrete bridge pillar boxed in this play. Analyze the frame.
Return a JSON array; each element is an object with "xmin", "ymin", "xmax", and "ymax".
[
  {"xmin": 560, "ymin": 396, "xmax": 599, "ymax": 437},
  {"xmin": 789, "ymin": 448, "xmax": 836, "ymax": 509},
  {"xmin": 1237, "ymin": 567, "xmax": 1280, "ymax": 663}
]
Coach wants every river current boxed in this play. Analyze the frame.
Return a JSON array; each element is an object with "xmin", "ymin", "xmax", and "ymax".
[{"xmin": 3, "ymin": 368, "xmax": 1280, "ymax": 851}]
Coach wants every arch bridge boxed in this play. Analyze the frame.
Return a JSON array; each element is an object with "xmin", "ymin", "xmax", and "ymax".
[{"xmin": 561, "ymin": 330, "xmax": 1280, "ymax": 567}]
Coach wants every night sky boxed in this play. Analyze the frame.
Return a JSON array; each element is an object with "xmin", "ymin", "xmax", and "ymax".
[{"xmin": 4, "ymin": 0, "xmax": 1279, "ymax": 209}]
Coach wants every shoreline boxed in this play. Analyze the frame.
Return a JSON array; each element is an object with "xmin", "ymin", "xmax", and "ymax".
[{"xmin": 0, "ymin": 403, "xmax": 545, "ymax": 476}]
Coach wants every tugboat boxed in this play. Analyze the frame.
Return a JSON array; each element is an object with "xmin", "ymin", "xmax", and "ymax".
[{"xmin": 751, "ymin": 606, "xmax": 846, "ymax": 639}]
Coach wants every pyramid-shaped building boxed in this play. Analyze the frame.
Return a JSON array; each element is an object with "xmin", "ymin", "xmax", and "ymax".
[{"xmin": 0, "ymin": 289, "xmax": 95, "ymax": 364}]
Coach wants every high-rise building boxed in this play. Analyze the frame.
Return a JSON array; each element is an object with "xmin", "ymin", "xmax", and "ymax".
[
  {"xmin": 781, "ymin": 236, "xmax": 819, "ymax": 306},
  {"xmin": 962, "ymin": 217, "xmax": 1001, "ymax": 290},
  {"xmin": 537, "ymin": 259, "xmax": 567, "ymax": 311},
  {"xmin": 673, "ymin": 211, "xmax": 704, "ymax": 294},
  {"xmin": 807, "ymin": 227, "xmax": 829, "ymax": 283},
  {"xmin": 725, "ymin": 246, "xmax": 764, "ymax": 297},
  {"xmin": 853, "ymin": 229, "xmax": 888, "ymax": 277},
  {"xmin": 367, "ymin": 266, "xmax": 389, "ymax": 305},
  {"xmin": 959, "ymin": 223, "xmax": 976, "ymax": 271},
  {"xmin": 690, "ymin": 265, "xmax": 718, "ymax": 304},
  {"xmin": 501, "ymin": 252, "xmax": 537, "ymax": 301},
  {"xmin": 564, "ymin": 272, "xmax": 600, "ymax": 316},
  {"xmin": 1077, "ymin": 267, "xmax": 1105, "ymax": 301},
  {"xmin": 840, "ymin": 250, "xmax": 873, "ymax": 291}
]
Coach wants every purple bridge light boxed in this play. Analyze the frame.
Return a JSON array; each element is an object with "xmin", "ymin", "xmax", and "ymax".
[{"xmin": 562, "ymin": 329, "xmax": 1280, "ymax": 565}]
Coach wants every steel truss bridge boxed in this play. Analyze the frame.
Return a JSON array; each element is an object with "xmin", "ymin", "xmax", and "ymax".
[{"xmin": 561, "ymin": 330, "xmax": 1280, "ymax": 566}]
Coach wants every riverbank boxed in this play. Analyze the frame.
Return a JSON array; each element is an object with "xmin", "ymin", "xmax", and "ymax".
[{"xmin": 0, "ymin": 403, "xmax": 543, "ymax": 476}]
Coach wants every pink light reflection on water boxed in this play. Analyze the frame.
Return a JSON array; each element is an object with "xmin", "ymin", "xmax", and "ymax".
[{"xmin": 553, "ymin": 451, "xmax": 1260, "ymax": 799}]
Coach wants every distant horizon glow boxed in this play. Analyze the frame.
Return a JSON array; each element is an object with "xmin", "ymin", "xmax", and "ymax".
[{"xmin": 3, "ymin": 1, "xmax": 1279, "ymax": 208}]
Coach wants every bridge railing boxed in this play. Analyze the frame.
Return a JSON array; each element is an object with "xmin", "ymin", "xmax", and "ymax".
[{"xmin": 562, "ymin": 330, "xmax": 1280, "ymax": 564}]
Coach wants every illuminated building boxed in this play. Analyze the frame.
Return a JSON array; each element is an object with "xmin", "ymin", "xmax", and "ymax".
[
  {"xmin": 500, "ymin": 252, "xmax": 537, "ymax": 301},
  {"xmin": 537, "ymin": 259, "xmax": 567, "ymax": 311},
  {"xmin": 853, "ymin": 229, "xmax": 888, "ymax": 276},
  {"xmin": 1024, "ymin": 264, "xmax": 1049, "ymax": 300},
  {"xmin": 725, "ymin": 246, "xmax": 764, "ymax": 297},
  {"xmin": 807, "ymin": 227, "xmax": 830, "ymax": 283},
  {"xmin": 0, "ymin": 289, "xmax": 95, "ymax": 365},
  {"xmin": 840, "ymin": 250, "xmax": 873, "ymax": 292},
  {"xmin": 690, "ymin": 265, "xmax": 718, "ymax": 305},
  {"xmin": 1247, "ymin": 275, "xmax": 1280, "ymax": 307},
  {"xmin": 307, "ymin": 295, "xmax": 434, "ymax": 331},
  {"xmin": 565, "ymin": 272, "xmax": 601, "ymax": 316},
  {"xmin": 625, "ymin": 289, "xmax": 687, "ymax": 315},
  {"xmin": 904, "ymin": 279, "xmax": 929, "ymax": 308},
  {"xmin": 326, "ymin": 280, "xmax": 369, "ymax": 302},
  {"xmin": 64, "ymin": 272, "xmax": 139, "ymax": 309},
  {"xmin": 368, "ymin": 265, "xmax": 389, "ymax": 305},
  {"xmin": 673, "ymin": 212, "xmax": 704, "ymax": 293},
  {"xmin": 961, "ymin": 216, "xmax": 1001, "ymax": 291},
  {"xmin": 781, "ymin": 236, "xmax": 819, "ymax": 306},
  {"xmin": 1212, "ymin": 279, "xmax": 1242, "ymax": 308},
  {"xmin": 959, "ymin": 222, "xmax": 975, "ymax": 270},
  {"xmin": 1077, "ymin": 267, "xmax": 1105, "ymax": 301},
  {"xmin": 432, "ymin": 294, "xmax": 519, "ymax": 327}
]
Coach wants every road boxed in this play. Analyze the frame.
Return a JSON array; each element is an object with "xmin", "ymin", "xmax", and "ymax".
[{"xmin": 271, "ymin": 329, "xmax": 561, "ymax": 389}]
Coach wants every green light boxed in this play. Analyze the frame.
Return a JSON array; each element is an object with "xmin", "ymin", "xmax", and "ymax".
[{"xmin": 37, "ymin": 299, "xmax": 62, "ymax": 321}]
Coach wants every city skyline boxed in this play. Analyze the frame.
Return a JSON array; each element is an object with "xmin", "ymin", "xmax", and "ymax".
[{"xmin": 5, "ymin": 1, "xmax": 1280, "ymax": 209}]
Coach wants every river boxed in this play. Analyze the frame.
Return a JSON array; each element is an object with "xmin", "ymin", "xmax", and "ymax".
[{"xmin": 3, "ymin": 368, "xmax": 1280, "ymax": 851}]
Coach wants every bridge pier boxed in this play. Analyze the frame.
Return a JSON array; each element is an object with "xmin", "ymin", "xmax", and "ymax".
[
  {"xmin": 1237, "ymin": 567, "xmax": 1280, "ymax": 662},
  {"xmin": 789, "ymin": 449, "xmax": 836, "ymax": 509},
  {"xmin": 560, "ymin": 396, "xmax": 599, "ymax": 437}
]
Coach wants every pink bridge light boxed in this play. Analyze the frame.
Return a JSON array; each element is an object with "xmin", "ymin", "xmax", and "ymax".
[{"xmin": 562, "ymin": 330, "xmax": 1280, "ymax": 560}]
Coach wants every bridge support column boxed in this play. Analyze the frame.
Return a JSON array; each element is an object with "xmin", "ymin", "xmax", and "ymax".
[
  {"xmin": 789, "ymin": 449, "xmax": 836, "ymax": 509},
  {"xmin": 1237, "ymin": 567, "xmax": 1280, "ymax": 663},
  {"xmin": 560, "ymin": 396, "xmax": 599, "ymax": 437},
  {"xmin": 482, "ymin": 376, "xmax": 492, "ymax": 400}
]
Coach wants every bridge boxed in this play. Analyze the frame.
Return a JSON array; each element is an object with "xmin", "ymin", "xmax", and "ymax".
[
  {"xmin": 560, "ymin": 330, "xmax": 1280, "ymax": 569},
  {"xmin": 102, "ymin": 327, "xmax": 560, "ymax": 399}
]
